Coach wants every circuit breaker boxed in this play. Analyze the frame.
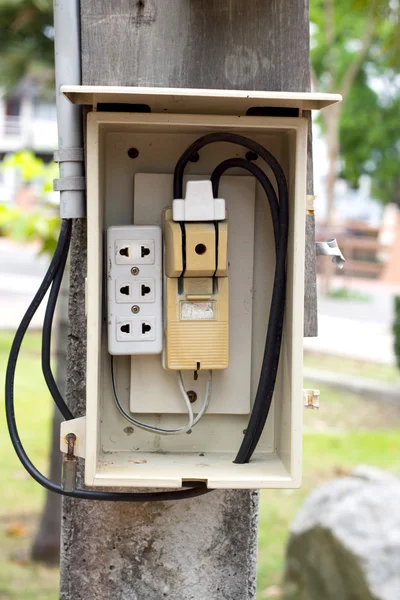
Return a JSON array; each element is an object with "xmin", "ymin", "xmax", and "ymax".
[{"xmin": 59, "ymin": 86, "xmax": 341, "ymax": 490}]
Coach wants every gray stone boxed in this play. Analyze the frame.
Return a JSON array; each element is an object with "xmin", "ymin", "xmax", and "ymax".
[{"xmin": 284, "ymin": 466, "xmax": 400, "ymax": 600}]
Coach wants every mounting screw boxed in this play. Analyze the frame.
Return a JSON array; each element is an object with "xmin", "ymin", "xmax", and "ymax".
[
  {"xmin": 131, "ymin": 305, "xmax": 140, "ymax": 314},
  {"xmin": 187, "ymin": 391, "xmax": 197, "ymax": 403},
  {"xmin": 131, "ymin": 267, "xmax": 140, "ymax": 275}
]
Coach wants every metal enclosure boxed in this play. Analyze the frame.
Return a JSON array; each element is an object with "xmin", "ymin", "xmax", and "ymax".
[{"xmin": 60, "ymin": 86, "xmax": 340, "ymax": 489}]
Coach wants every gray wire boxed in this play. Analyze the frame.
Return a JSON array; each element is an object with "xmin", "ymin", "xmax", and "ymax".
[{"xmin": 111, "ymin": 356, "xmax": 212, "ymax": 435}]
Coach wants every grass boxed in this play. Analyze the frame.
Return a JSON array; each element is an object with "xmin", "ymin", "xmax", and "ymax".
[
  {"xmin": 1, "ymin": 331, "xmax": 400, "ymax": 599},
  {"xmin": 0, "ymin": 331, "xmax": 59, "ymax": 599},
  {"xmin": 328, "ymin": 287, "xmax": 371, "ymax": 302},
  {"xmin": 304, "ymin": 350, "xmax": 400, "ymax": 384}
]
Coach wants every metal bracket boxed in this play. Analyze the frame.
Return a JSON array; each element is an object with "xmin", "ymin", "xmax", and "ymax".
[
  {"xmin": 316, "ymin": 238, "xmax": 345, "ymax": 269},
  {"xmin": 303, "ymin": 388, "xmax": 320, "ymax": 410},
  {"xmin": 60, "ymin": 416, "xmax": 86, "ymax": 458},
  {"xmin": 306, "ymin": 194, "xmax": 316, "ymax": 215},
  {"xmin": 53, "ymin": 176, "xmax": 86, "ymax": 192}
]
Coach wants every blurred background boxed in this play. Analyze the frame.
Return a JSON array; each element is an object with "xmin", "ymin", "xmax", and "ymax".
[{"xmin": 0, "ymin": 1, "xmax": 399, "ymax": 599}]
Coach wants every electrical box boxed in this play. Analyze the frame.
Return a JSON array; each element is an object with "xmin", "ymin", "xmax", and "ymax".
[{"xmin": 60, "ymin": 86, "xmax": 340, "ymax": 490}]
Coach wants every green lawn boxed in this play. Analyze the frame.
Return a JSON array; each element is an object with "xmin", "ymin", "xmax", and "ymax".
[
  {"xmin": 304, "ymin": 350, "xmax": 400, "ymax": 384},
  {"xmin": 0, "ymin": 331, "xmax": 58, "ymax": 600},
  {"xmin": 1, "ymin": 331, "xmax": 400, "ymax": 599}
]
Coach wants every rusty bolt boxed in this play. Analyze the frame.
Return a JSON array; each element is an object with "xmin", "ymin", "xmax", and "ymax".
[
  {"xmin": 131, "ymin": 267, "xmax": 139, "ymax": 275},
  {"xmin": 66, "ymin": 433, "xmax": 77, "ymax": 459},
  {"xmin": 131, "ymin": 305, "xmax": 140, "ymax": 314}
]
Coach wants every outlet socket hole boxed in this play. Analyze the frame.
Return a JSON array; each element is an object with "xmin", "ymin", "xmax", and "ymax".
[
  {"xmin": 120, "ymin": 285, "xmax": 130, "ymax": 296},
  {"xmin": 141, "ymin": 284, "xmax": 151, "ymax": 296},
  {"xmin": 195, "ymin": 243, "xmax": 207, "ymax": 255},
  {"xmin": 120, "ymin": 324, "xmax": 130, "ymax": 334},
  {"xmin": 142, "ymin": 323, "xmax": 151, "ymax": 334},
  {"xmin": 119, "ymin": 247, "xmax": 130, "ymax": 257},
  {"xmin": 141, "ymin": 246, "xmax": 150, "ymax": 258}
]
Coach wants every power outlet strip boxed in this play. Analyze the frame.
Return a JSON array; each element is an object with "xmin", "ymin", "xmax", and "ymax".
[{"xmin": 107, "ymin": 225, "xmax": 162, "ymax": 355}]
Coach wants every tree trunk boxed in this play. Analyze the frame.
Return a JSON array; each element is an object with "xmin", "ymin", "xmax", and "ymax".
[
  {"xmin": 31, "ymin": 264, "xmax": 69, "ymax": 564},
  {"xmin": 60, "ymin": 2, "xmax": 313, "ymax": 598}
]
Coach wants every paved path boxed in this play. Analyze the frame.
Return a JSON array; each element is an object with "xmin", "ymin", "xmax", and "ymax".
[
  {"xmin": 0, "ymin": 239, "xmax": 48, "ymax": 330},
  {"xmin": 304, "ymin": 280, "xmax": 397, "ymax": 364}
]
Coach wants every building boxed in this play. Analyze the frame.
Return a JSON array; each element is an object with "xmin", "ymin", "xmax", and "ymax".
[{"xmin": 0, "ymin": 84, "xmax": 58, "ymax": 203}]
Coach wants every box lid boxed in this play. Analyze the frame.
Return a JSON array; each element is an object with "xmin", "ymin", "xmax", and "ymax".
[{"xmin": 61, "ymin": 85, "xmax": 341, "ymax": 115}]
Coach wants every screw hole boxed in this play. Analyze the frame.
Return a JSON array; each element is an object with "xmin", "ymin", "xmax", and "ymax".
[
  {"xmin": 245, "ymin": 151, "xmax": 258, "ymax": 162},
  {"xmin": 187, "ymin": 391, "xmax": 197, "ymax": 404},
  {"xmin": 127, "ymin": 148, "xmax": 139, "ymax": 159},
  {"xmin": 189, "ymin": 151, "xmax": 200, "ymax": 163},
  {"xmin": 195, "ymin": 243, "xmax": 207, "ymax": 255}
]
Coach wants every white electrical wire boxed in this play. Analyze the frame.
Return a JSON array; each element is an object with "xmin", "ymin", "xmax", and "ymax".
[
  {"xmin": 111, "ymin": 356, "xmax": 212, "ymax": 435},
  {"xmin": 178, "ymin": 370, "xmax": 212, "ymax": 427}
]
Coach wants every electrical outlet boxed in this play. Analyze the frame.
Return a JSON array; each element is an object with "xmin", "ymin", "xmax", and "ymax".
[
  {"xmin": 116, "ymin": 278, "xmax": 155, "ymax": 304},
  {"xmin": 115, "ymin": 240, "xmax": 155, "ymax": 265},
  {"xmin": 107, "ymin": 226, "xmax": 162, "ymax": 355},
  {"xmin": 116, "ymin": 317, "xmax": 156, "ymax": 341}
]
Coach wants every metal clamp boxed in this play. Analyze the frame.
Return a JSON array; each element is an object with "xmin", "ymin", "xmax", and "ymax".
[
  {"xmin": 53, "ymin": 176, "xmax": 86, "ymax": 192},
  {"xmin": 316, "ymin": 239, "xmax": 345, "ymax": 269},
  {"xmin": 54, "ymin": 147, "xmax": 84, "ymax": 163}
]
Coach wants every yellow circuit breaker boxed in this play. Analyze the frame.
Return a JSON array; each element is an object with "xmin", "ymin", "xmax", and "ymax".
[{"xmin": 163, "ymin": 205, "xmax": 229, "ymax": 372}]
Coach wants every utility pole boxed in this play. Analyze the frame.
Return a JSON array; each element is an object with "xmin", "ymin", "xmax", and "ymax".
[{"xmin": 60, "ymin": 2, "xmax": 313, "ymax": 598}]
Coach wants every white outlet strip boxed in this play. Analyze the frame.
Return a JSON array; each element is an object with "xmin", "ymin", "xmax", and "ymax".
[{"xmin": 107, "ymin": 225, "xmax": 162, "ymax": 355}]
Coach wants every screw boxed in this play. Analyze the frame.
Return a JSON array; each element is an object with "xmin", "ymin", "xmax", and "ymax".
[
  {"xmin": 131, "ymin": 305, "xmax": 140, "ymax": 314},
  {"xmin": 187, "ymin": 391, "xmax": 197, "ymax": 403},
  {"xmin": 131, "ymin": 267, "xmax": 139, "ymax": 275},
  {"xmin": 66, "ymin": 433, "xmax": 77, "ymax": 459}
]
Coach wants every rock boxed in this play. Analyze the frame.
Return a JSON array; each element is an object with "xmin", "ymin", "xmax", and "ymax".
[{"xmin": 283, "ymin": 465, "xmax": 400, "ymax": 600}]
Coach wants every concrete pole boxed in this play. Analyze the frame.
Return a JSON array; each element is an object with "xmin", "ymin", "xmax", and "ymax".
[{"xmin": 61, "ymin": 2, "xmax": 312, "ymax": 598}]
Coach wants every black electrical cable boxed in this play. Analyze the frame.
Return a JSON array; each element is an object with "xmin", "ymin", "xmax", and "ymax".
[
  {"xmin": 173, "ymin": 133, "xmax": 289, "ymax": 464},
  {"xmin": 210, "ymin": 158, "xmax": 287, "ymax": 463},
  {"xmin": 41, "ymin": 223, "xmax": 74, "ymax": 421},
  {"xmin": 5, "ymin": 219, "xmax": 211, "ymax": 502},
  {"xmin": 210, "ymin": 158, "xmax": 280, "ymax": 252}
]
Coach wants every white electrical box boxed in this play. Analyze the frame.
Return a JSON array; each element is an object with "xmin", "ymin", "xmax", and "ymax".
[{"xmin": 60, "ymin": 86, "xmax": 341, "ymax": 490}]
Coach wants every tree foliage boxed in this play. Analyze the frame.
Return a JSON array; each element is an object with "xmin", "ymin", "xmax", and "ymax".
[
  {"xmin": 310, "ymin": 0, "xmax": 400, "ymax": 206},
  {"xmin": 0, "ymin": 151, "xmax": 59, "ymax": 255},
  {"xmin": 0, "ymin": 0, "xmax": 54, "ymax": 90}
]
